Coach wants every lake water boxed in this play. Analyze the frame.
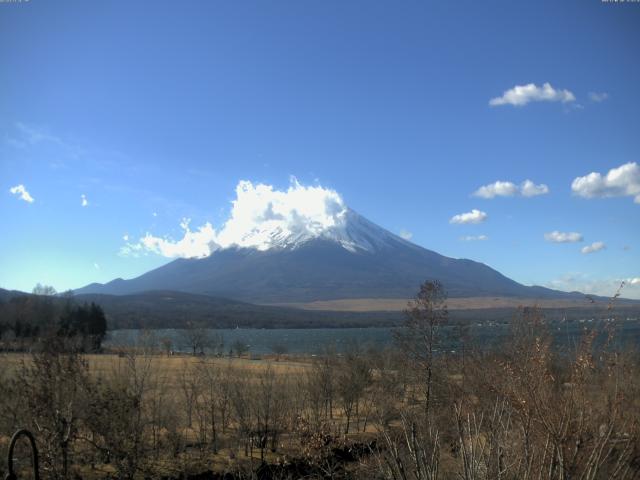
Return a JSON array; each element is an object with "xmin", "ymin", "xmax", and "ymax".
[{"xmin": 105, "ymin": 319, "xmax": 640, "ymax": 355}]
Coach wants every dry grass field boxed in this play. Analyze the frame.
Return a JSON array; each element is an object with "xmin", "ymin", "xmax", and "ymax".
[
  {"xmin": 0, "ymin": 351, "xmax": 313, "ymax": 384},
  {"xmin": 0, "ymin": 350, "xmax": 350, "ymax": 479},
  {"xmin": 266, "ymin": 295, "xmax": 636, "ymax": 311}
]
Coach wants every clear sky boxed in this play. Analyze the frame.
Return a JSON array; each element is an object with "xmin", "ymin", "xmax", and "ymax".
[{"xmin": 1, "ymin": 0, "xmax": 639, "ymax": 298}]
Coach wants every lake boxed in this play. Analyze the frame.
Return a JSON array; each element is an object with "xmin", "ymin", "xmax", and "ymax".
[{"xmin": 104, "ymin": 318, "xmax": 640, "ymax": 355}]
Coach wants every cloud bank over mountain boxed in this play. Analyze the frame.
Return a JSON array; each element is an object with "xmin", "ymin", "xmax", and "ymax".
[{"xmin": 121, "ymin": 179, "xmax": 349, "ymax": 258}]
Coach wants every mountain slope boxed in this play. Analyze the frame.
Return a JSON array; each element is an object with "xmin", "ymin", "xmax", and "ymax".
[{"xmin": 76, "ymin": 209, "xmax": 582, "ymax": 303}]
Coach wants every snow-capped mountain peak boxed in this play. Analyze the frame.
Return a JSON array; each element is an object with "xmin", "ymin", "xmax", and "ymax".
[
  {"xmin": 125, "ymin": 180, "xmax": 406, "ymax": 258},
  {"xmin": 228, "ymin": 208, "xmax": 403, "ymax": 253},
  {"xmin": 317, "ymin": 209, "xmax": 405, "ymax": 253}
]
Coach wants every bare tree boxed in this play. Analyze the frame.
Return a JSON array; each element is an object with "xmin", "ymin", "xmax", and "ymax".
[
  {"xmin": 270, "ymin": 342, "xmax": 288, "ymax": 361},
  {"xmin": 32, "ymin": 283, "xmax": 57, "ymax": 296},
  {"xmin": 211, "ymin": 332, "xmax": 225, "ymax": 356},
  {"xmin": 310, "ymin": 348, "xmax": 336, "ymax": 423},
  {"xmin": 229, "ymin": 371, "xmax": 254, "ymax": 457},
  {"xmin": 160, "ymin": 336, "xmax": 173, "ymax": 356},
  {"xmin": 231, "ymin": 339, "xmax": 249, "ymax": 358},
  {"xmin": 180, "ymin": 322, "xmax": 212, "ymax": 355},
  {"xmin": 84, "ymin": 351, "xmax": 155, "ymax": 480},
  {"xmin": 146, "ymin": 368, "xmax": 172, "ymax": 460},
  {"xmin": 252, "ymin": 365, "xmax": 288, "ymax": 461},
  {"xmin": 336, "ymin": 346, "xmax": 372, "ymax": 434},
  {"xmin": 178, "ymin": 360, "xmax": 201, "ymax": 429},
  {"xmin": 395, "ymin": 280, "xmax": 448, "ymax": 421},
  {"xmin": 18, "ymin": 339, "xmax": 89, "ymax": 480},
  {"xmin": 194, "ymin": 358, "xmax": 228, "ymax": 454}
]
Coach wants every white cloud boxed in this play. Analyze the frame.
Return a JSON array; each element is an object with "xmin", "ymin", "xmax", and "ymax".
[
  {"xmin": 215, "ymin": 178, "xmax": 347, "ymax": 250},
  {"xmin": 152, "ymin": 212, "xmax": 158, "ymax": 217},
  {"xmin": 547, "ymin": 274, "xmax": 640, "ymax": 300},
  {"xmin": 520, "ymin": 180, "xmax": 549, "ymax": 197},
  {"xmin": 473, "ymin": 181, "xmax": 518, "ymax": 198},
  {"xmin": 123, "ymin": 234, "xmax": 129, "ymax": 241},
  {"xmin": 122, "ymin": 179, "xmax": 350, "ymax": 258},
  {"xmin": 449, "ymin": 209, "xmax": 488, "ymax": 225},
  {"xmin": 460, "ymin": 235, "xmax": 488, "ymax": 241},
  {"xmin": 544, "ymin": 231, "xmax": 583, "ymax": 243},
  {"xmin": 473, "ymin": 179, "xmax": 549, "ymax": 198},
  {"xmin": 127, "ymin": 219, "xmax": 218, "ymax": 259},
  {"xmin": 588, "ymin": 92, "xmax": 608, "ymax": 103},
  {"xmin": 571, "ymin": 162, "xmax": 640, "ymax": 204},
  {"xmin": 581, "ymin": 241, "xmax": 606, "ymax": 254},
  {"xmin": 399, "ymin": 229, "xmax": 413, "ymax": 240},
  {"xmin": 489, "ymin": 82, "xmax": 576, "ymax": 107},
  {"xmin": 93, "ymin": 263, "xmax": 100, "ymax": 270},
  {"xmin": 9, "ymin": 184, "xmax": 34, "ymax": 203},
  {"xmin": 81, "ymin": 194, "xmax": 88, "ymax": 207}
]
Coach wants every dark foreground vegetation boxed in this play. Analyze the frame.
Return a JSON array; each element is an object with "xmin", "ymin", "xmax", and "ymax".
[
  {"xmin": 0, "ymin": 284, "xmax": 107, "ymax": 352},
  {"xmin": 0, "ymin": 281, "xmax": 638, "ymax": 479}
]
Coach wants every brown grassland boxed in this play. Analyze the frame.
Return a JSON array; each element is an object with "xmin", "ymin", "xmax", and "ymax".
[{"xmin": 267, "ymin": 296, "xmax": 640, "ymax": 312}]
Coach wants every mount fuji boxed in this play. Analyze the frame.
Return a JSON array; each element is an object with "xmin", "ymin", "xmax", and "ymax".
[{"xmin": 76, "ymin": 209, "xmax": 579, "ymax": 304}]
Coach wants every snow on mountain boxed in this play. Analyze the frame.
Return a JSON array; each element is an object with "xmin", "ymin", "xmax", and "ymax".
[
  {"xmin": 81, "ymin": 179, "xmax": 588, "ymax": 304},
  {"xmin": 121, "ymin": 179, "xmax": 404, "ymax": 257},
  {"xmin": 325, "ymin": 209, "xmax": 412, "ymax": 253},
  {"xmin": 77, "ymin": 202, "xmax": 583, "ymax": 303}
]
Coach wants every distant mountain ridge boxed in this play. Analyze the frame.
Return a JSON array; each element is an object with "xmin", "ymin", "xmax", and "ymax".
[{"xmin": 76, "ymin": 209, "xmax": 588, "ymax": 303}]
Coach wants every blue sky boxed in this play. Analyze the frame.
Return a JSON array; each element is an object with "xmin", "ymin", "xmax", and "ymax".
[{"xmin": 1, "ymin": 0, "xmax": 639, "ymax": 298}]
